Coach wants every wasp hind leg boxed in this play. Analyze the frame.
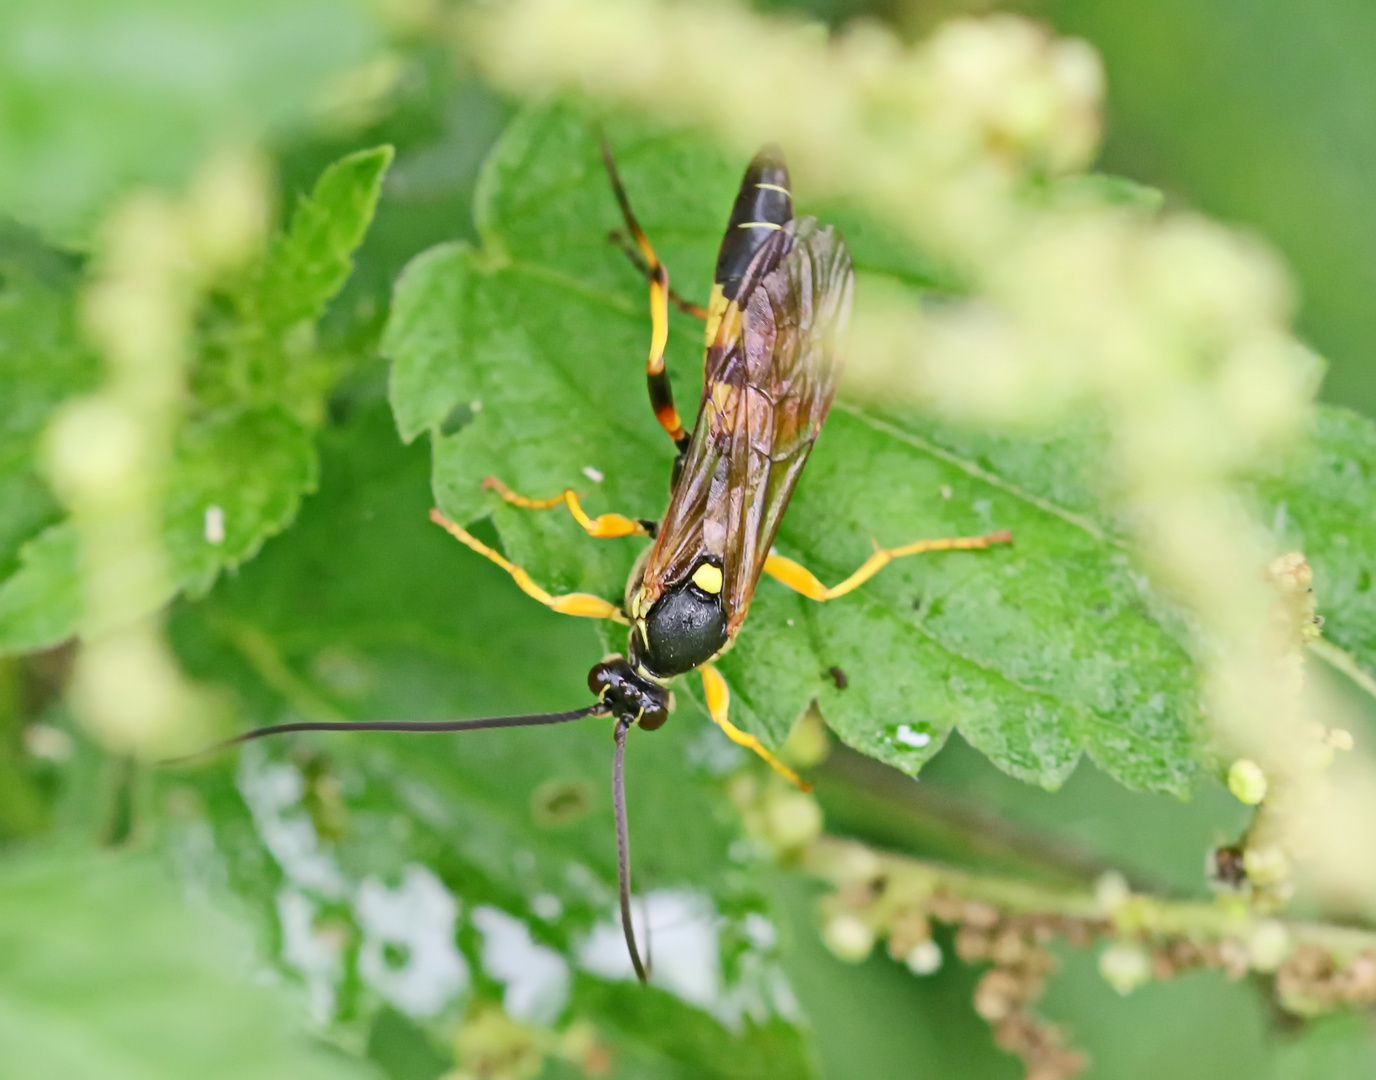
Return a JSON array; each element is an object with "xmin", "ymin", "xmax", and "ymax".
[
  {"xmin": 482, "ymin": 477, "xmax": 653, "ymax": 538},
  {"xmin": 600, "ymin": 140, "xmax": 693, "ymax": 452},
  {"xmin": 764, "ymin": 530, "xmax": 1013, "ymax": 602},
  {"xmin": 701, "ymin": 664, "xmax": 810, "ymax": 791},
  {"xmin": 607, "ymin": 229, "xmax": 709, "ymax": 320},
  {"xmin": 430, "ymin": 509, "xmax": 628, "ymax": 623}
]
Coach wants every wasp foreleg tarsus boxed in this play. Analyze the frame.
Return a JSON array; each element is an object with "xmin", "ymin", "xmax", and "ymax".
[
  {"xmin": 700, "ymin": 663, "xmax": 811, "ymax": 791},
  {"xmin": 429, "ymin": 508, "xmax": 630, "ymax": 623},
  {"xmin": 764, "ymin": 529, "xmax": 1014, "ymax": 602},
  {"xmin": 482, "ymin": 477, "xmax": 649, "ymax": 539}
]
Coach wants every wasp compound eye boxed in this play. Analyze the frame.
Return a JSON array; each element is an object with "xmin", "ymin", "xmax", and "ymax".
[{"xmin": 588, "ymin": 658, "xmax": 670, "ymax": 725}]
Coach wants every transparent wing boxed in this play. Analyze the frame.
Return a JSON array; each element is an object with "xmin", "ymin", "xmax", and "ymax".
[{"xmin": 638, "ymin": 218, "xmax": 854, "ymax": 635}]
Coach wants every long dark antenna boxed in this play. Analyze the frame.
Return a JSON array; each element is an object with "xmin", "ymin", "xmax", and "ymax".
[
  {"xmin": 163, "ymin": 705, "xmax": 608, "ymax": 766},
  {"xmin": 613, "ymin": 717, "xmax": 649, "ymax": 983}
]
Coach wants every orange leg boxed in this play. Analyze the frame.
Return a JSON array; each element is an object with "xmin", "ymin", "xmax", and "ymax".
[
  {"xmin": 765, "ymin": 530, "xmax": 1013, "ymax": 601},
  {"xmin": 482, "ymin": 476, "xmax": 649, "ymax": 538},
  {"xmin": 701, "ymin": 663, "xmax": 810, "ymax": 791},
  {"xmin": 430, "ymin": 509, "xmax": 628, "ymax": 624}
]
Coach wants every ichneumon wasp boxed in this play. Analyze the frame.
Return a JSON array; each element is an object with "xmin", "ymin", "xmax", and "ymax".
[{"xmin": 184, "ymin": 137, "xmax": 1013, "ymax": 983}]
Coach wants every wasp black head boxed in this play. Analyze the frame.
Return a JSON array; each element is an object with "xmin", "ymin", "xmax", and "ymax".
[
  {"xmin": 589, "ymin": 657, "xmax": 671, "ymax": 730},
  {"xmin": 635, "ymin": 566, "xmax": 728, "ymax": 678}
]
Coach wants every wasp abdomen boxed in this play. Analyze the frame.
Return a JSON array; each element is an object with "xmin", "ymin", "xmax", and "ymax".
[{"xmin": 713, "ymin": 145, "xmax": 793, "ymax": 302}]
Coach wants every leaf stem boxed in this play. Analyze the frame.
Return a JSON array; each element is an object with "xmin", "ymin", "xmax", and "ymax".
[
  {"xmin": 815, "ymin": 744, "xmax": 1165, "ymax": 893},
  {"xmin": 1309, "ymin": 637, "xmax": 1376, "ymax": 704}
]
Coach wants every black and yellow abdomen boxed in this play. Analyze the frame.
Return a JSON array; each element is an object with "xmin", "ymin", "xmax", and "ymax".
[{"xmin": 704, "ymin": 146, "xmax": 793, "ymax": 346}]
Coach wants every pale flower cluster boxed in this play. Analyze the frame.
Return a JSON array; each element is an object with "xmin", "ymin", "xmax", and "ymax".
[{"xmin": 43, "ymin": 151, "xmax": 269, "ymax": 756}]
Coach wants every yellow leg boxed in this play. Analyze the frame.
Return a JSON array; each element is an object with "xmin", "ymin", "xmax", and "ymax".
[
  {"xmin": 482, "ymin": 476, "xmax": 648, "ymax": 538},
  {"xmin": 701, "ymin": 663, "xmax": 810, "ymax": 791},
  {"xmin": 430, "ymin": 509, "xmax": 629, "ymax": 623},
  {"xmin": 609, "ymin": 228, "xmax": 709, "ymax": 320},
  {"xmin": 600, "ymin": 140, "xmax": 689, "ymax": 449},
  {"xmin": 764, "ymin": 530, "xmax": 1013, "ymax": 602}
]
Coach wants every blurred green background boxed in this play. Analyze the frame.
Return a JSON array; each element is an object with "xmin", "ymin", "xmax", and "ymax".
[{"xmin": 4, "ymin": 1, "xmax": 1376, "ymax": 1079}]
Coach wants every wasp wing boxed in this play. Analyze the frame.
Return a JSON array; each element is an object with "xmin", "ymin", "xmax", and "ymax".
[{"xmin": 638, "ymin": 218, "xmax": 854, "ymax": 635}]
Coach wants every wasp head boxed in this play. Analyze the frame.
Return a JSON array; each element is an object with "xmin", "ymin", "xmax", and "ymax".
[{"xmin": 588, "ymin": 657, "xmax": 671, "ymax": 730}]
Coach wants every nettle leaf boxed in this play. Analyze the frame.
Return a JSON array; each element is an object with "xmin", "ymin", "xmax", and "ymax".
[
  {"xmin": 882, "ymin": 403, "xmax": 1376, "ymax": 694},
  {"xmin": 0, "ymin": 147, "xmax": 391, "ymax": 653},
  {"xmin": 0, "ymin": 845, "xmax": 380, "ymax": 1080},
  {"xmin": 0, "ymin": 228, "xmax": 98, "ymax": 651},
  {"xmin": 1252, "ymin": 405, "xmax": 1376, "ymax": 675},
  {"xmin": 167, "ymin": 401, "xmax": 814, "ymax": 1079},
  {"xmin": 0, "ymin": 0, "xmax": 380, "ymax": 240},
  {"xmin": 384, "ymin": 102, "xmax": 1209, "ymax": 795},
  {"xmin": 383, "ymin": 102, "xmax": 1207, "ymax": 796}
]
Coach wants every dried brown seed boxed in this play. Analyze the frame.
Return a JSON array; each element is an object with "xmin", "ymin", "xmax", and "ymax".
[
  {"xmin": 1290, "ymin": 945, "xmax": 1332, "ymax": 980},
  {"xmin": 992, "ymin": 928, "xmax": 1029, "ymax": 966},
  {"xmin": 928, "ymin": 894, "xmax": 964, "ymax": 923},
  {"xmin": 955, "ymin": 925, "xmax": 993, "ymax": 962},
  {"xmin": 975, "ymin": 969, "xmax": 1023, "ymax": 1021},
  {"xmin": 963, "ymin": 901, "xmax": 1001, "ymax": 929}
]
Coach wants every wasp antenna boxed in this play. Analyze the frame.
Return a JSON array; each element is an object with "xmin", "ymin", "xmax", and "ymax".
[
  {"xmin": 161, "ymin": 705, "xmax": 609, "ymax": 767},
  {"xmin": 642, "ymin": 892, "xmax": 654, "ymax": 981},
  {"xmin": 613, "ymin": 717, "xmax": 650, "ymax": 983}
]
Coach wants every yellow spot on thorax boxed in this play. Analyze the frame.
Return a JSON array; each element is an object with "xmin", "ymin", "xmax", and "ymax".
[
  {"xmin": 736, "ymin": 221, "xmax": 783, "ymax": 230},
  {"xmin": 754, "ymin": 183, "xmax": 791, "ymax": 197},
  {"xmin": 692, "ymin": 562, "xmax": 723, "ymax": 594}
]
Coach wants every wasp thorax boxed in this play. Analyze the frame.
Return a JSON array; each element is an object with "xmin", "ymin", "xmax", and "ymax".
[
  {"xmin": 589, "ymin": 657, "xmax": 670, "ymax": 730},
  {"xmin": 637, "ymin": 571, "xmax": 728, "ymax": 678}
]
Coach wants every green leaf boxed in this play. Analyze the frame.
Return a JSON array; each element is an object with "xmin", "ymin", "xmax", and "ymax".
[
  {"xmin": 0, "ymin": 0, "xmax": 380, "ymax": 240},
  {"xmin": 1036, "ymin": 173, "xmax": 1166, "ymax": 213},
  {"xmin": 0, "ymin": 525, "xmax": 82, "ymax": 655},
  {"xmin": 165, "ymin": 399, "xmax": 815, "ymax": 1078},
  {"xmin": 0, "ymin": 227, "xmax": 96, "ymax": 652},
  {"xmin": 164, "ymin": 406, "xmax": 320, "ymax": 596},
  {"xmin": 0, "ymin": 147, "xmax": 391, "ymax": 654},
  {"xmin": 0, "ymin": 226, "xmax": 97, "ymax": 573},
  {"xmin": 1252, "ymin": 405, "xmax": 1376, "ymax": 677},
  {"xmin": 384, "ymin": 102, "xmax": 1206, "ymax": 795},
  {"xmin": 248, "ymin": 146, "xmax": 399, "ymax": 340},
  {"xmin": 0, "ymin": 845, "xmax": 382, "ymax": 1080},
  {"xmin": 196, "ymin": 145, "xmax": 397, "ymax": 419},
  {"xmin": 885, "ymin": 402, "xmax": 1376, "ymax": 694}
]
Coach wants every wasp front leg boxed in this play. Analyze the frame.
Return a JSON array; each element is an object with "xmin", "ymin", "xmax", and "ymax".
[
  {"xmin": 430, "ymin": 509, "xmax": 629, "ymax": 623},
  {"xmin": 482, "ymin": 477, "xmax": 653, "ymax": 539},
  {"xmin": 764, "ymin": 530, "xmax": 1013, "ymax": 602},
  {"xmin": 700, "ymin": 663, "xmax": 810, "ymax": 791}
]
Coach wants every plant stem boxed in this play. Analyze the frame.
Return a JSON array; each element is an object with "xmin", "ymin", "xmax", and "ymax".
[
  {"xmin": 805, "ymin": 835, "xmax": 1376, "ymax": 963},
  {"xmin": 1310, "ymin": 638, "xmax": 1376, "ymax": 705}
]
